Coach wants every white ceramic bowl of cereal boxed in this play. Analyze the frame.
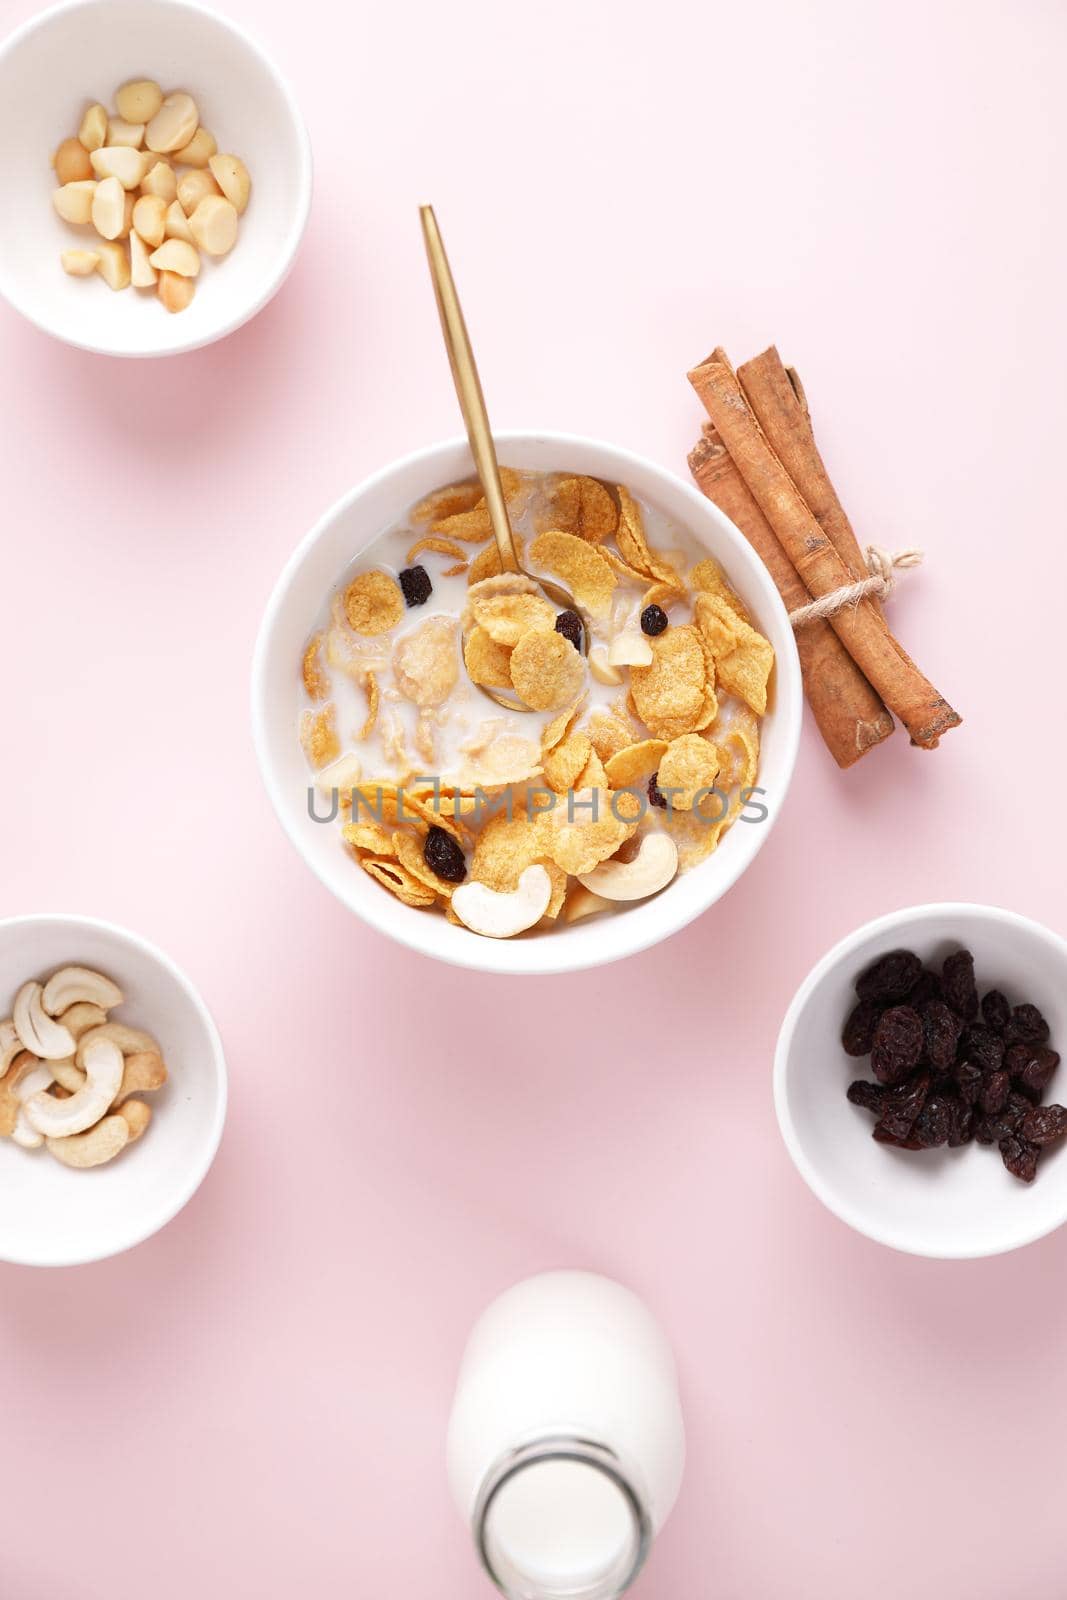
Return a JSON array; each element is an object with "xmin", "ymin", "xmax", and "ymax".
[
  {"xmin": 0, "ymin": 0, "xmax": 311, "ymax": 357},
  {"xmin": 0, "ymin": 913, "xmax": 227, "ymax": 1266},
  {"xmin": 775, "ymin": 902, "xmax": 1067, "ymax": 1259},
  {"xmin": 253, "ymin": 432, "xmax": 803, "ymax": 976}
]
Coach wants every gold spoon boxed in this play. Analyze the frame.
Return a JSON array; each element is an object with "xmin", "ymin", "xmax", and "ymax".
[{"xmin": 419, "ymin": 204, "xmax": 587, "ymax": 711}]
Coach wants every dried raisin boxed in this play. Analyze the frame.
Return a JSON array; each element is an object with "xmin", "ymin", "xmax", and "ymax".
[
  {"xmin": 979, "ymin": 1070, "xmax": 1010, "ymax": 1116},
  {"xmin": 842, "ymin": 998, "xmax": 882, "ymax": 1058},
  {"xmin": 554, "ymin": 610, "xmax": 583, "ymax": 650},
  {"xmin": 647, "ymin": 772, "xmax": 667, "ymax": 810},
  {"xmin": 1019, "ymin": 1103, "xmax": 1067, "ymax": 1147},
  {"xmin": 423, "ymin": 825, "xmax": 467, "ymax": 883},
  {"xmin": 399, "ymin": 565, "xmax": 432, "ymax": 607},
  {"xmin": 981, "ymin": 989, "xmax": 1011, "ymax": 1033},
  {"xmin": 999, "ymin": 1136, "xmax": 1039, "ymax": 1184},
  {"xmin": 920, "ymin": 1000, "xmax": 962, "ymax": 1070},
  {"xmin": 955, "ymin": 1060, "xmax": 983, "ymax": 1107},
  {"xmin": 960, "ymin": 1025, "xmax": 1005, "ymax": 1075},
  {"xmin": 915, "ymin": 1093, "xmax": 953, "ymax": 1148},
  {"xmin": 941, "ymin": 949, "xmax": 979, "ymax": 1019},
  {"xmin": 856, "ymin": 949, "xmax": 922, "ymax": 1004},
  {"xmin": 871, "ymin": 1006, "xmax": 924, "ymax": 1085},
  {"xmin": 640, "ymin": 604, "xmax": 668, "ymax": 636},
  {"xmin": 1004, "ymin": 1003, "xmax": 1050, "ymax": 1046},
  {"xmin": 1007, "ymin": 1044, "xmax": 1060, "ymax": 1103},
  {"xmin": 876, "ymin": 1071, "xmax": 930, "ymax": 1141},
  {"xmin": 847, "ymin": 1080, "xmax": 886, "ymax": 1114}
]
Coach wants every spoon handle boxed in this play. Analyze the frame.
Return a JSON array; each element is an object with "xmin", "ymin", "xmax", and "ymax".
[{"xmin": 420, "ymin": 205, "xmax": 520, "ymax": 575}]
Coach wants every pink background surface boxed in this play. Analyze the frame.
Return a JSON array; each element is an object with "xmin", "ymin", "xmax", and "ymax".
[{"xmin": 1, "ymin": 0, "xmax": 1065, "ymax": 1595}]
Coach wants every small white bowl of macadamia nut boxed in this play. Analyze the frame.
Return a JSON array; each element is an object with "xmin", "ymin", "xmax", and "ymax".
[
  {"xmin": 0, "ymin": 914, "xmax": 227, "ymax": 1266},
  {"xmin": 0, "ymin": 0, "xmax": 311, "ymax": 357}
]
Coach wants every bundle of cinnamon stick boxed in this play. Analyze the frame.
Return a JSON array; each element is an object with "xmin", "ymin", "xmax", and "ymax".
[{"xmin": 687, "ymin": 346, "xmax": 960, "ymax": 767}]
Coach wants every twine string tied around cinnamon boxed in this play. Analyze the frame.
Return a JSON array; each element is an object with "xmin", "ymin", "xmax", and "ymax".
[{"xmin": 788, "ymin": 546, "xmax": 923, "ymax": 629}]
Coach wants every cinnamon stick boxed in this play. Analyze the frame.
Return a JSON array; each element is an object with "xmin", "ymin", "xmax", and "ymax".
[
  {"xmin": 688, "ymin": 354, "xmax": 961, "ymax": 749},
  {"xmin": 688, "ymin": 426, "xmax": 894, "ymax": 767},
  {"xmin": 738, "ymin": 346, "xmax": 873, "ymax": 601}
]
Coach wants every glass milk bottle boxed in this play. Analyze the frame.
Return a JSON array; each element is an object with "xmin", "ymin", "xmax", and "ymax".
[{"xmin": 447, "ymin": 1271, "xmax": 686, "ymax": 1599}]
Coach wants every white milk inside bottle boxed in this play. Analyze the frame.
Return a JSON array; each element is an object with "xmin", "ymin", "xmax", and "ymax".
[{"xmin": 446, "ymin": 1271, "xmax": 686, "ymax": 1599}]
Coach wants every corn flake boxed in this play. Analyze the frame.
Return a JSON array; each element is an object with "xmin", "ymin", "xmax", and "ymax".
[
  {"xmin": 718, "ymin": 719, "xmax": 760, "ymax": 792},
  {"xmin": 432, "ymin": 505, "xmax": 494, "ymax": 543},
  {"xmin": 548, "ymin": 475, "xmax": 618, "ymax": 543},
  {"xmin": 392, "ymin": 616, "xmax": 459, "ymax": 707},
  {"xmin": 405, "ymin": 534, "xmax": 468, "ymax": 566},
  {"xmin": 657, "ymin": 734, "xmax": 721, "ymax": 810},
  {"xmin": 412, "ymin": 482, "xmax": 482, "ymax": 523},
  {"xmin": 302, "ymin": 634, "xmax": 329, "ymax": 700},
  {"xmin": 360, "ymin": 856, "xmax": 436, "ymax": 908},
  {"xmin": 300, "ymin": 704, "xmax": 340, "ymax": 769},
  {"xmin": 604, "ymin": 739, "xmax": 669, "ymax": 790},
  {"xmin": 470, "ymin": 805, "xmax": 553, "ymax": 891},
  {"xmin": 691, "ymin": 558, "xmax": 751, "ymax": 620},
  {"xmin": 466, "ymin": 534, "xmax": 526, "ymax": 586},
  {"xmin": 542, "ymin": 733, "xmax": 593, "ymax": 793},
  {"xmin": 545, "ymin": 789, "xmax": 637, "ymax": 875},
  {"xmin": 464, "ymin": 626, "xmax": 514, "ymax": 689},
  {"xmin": 344, "ymin": 571, "xmax": 405, "ymax": 635},
  {"xmin": 342, "ymin": 819, "xmax": 394, "ymax": 856},
  {"xmin": 510, "ymin": 627, "xmax": 586, "ymax": 711},
  {"xmin": 615, "ymin": 487, "xmax": 682, "ymax": 585},
  {"xmin": 542, "ymin": 693, "xmax": 587, "ymax": 754},
  {"xmin": 586, "ymin": 710, "xmax": 637, "ymax": 762},
  {"xmin": 468, "ymin": 584, "xmax": 557, "ymax": 647},
  {"xmin": 694, "ymin": 593, "xmax": 774, "ymax": 715},
  {"xmin": 575, "ymin": 748, "xmax": 609, "ymax": 790},
  {"xmin": 354, "ymin": 670, "xmax": 379, "ymax": 740},
  {"xmin": 629, "ymin": 625, "xmax": 707, "ymax": 736},
  {"xmin": 528, "ymin": 530, "xmax": 617, "ymax": 618}
]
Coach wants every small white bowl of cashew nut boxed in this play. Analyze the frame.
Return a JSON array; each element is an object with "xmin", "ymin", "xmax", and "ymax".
[{"xmin": 0, "ymin": 913, "xmax": 227, "ymax": 1267}]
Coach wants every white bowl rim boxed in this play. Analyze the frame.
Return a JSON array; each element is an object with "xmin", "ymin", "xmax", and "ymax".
[
  {"xmin": 0, "ymin": 0, "xmax": 313, "ymax": 359},
  {"xmin": 0, "ymin": 910, "xmax": 228, "ymax": 1267},
  {"xmin": 252, "ymin": 428, "xmax": 803, "ymax": 977},
  {"xmin": 774, "ymin": 899, "xmax": 1067, "ymax": 1260}
]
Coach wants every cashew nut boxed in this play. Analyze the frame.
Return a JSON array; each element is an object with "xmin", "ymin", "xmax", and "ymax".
[
  {"xmin": 11, "ymin": 1064, "xmax": 55, "ymax": 1150},
  {"xmin": 50, "ymin": 1056, "xmax": 87, "ymax": 1093},
  {"xmin": 24, "ymin": 1035, "xmax": 123, "ymax": 1138},
  {"xmin": 13, "ymin": 983, "xmax": 76, "ymax": 1060},
  {"xmin": 57, "ymin": 1002, "xmax": 108, "ymax": 1041},
  {"xmin": 576, "ymin": 831, "xmax": 679, "ymax": 901},
  {"xmin": 0, "ymin": 1051, "xmax": 44, "ymax": 1136},
  {"xmin": 42, "ymin": 966, "xmax": 123, "ymax": 1017},
  {"xmin": 607, "ymin": 631, "xmax": 654, "ymax": 668},
  {"xmin": 79, "ymin": 1021, "xmax": 160, "ymax": 1057},
  {"xmin": 116, "ymin": 1099, "xmax": 152, "ymax": 1144},
  {"xmin": 0, "ymin": 1019, "xmax": 20, "ymax": 1080},
  {"xmin": 47, "ymin": 1115, "xmax": 129, "ymax": 1169},
  {"xmin": 451, "ymin": 864, "xmax": 553, "ymax": 938},
  {"xmin": 111, "ymin": 1051, "xmax": 167, "ymax": 1107},
  {"xmin": 563, "ymin": 885, "xmax": 614, "ymax": 923}
]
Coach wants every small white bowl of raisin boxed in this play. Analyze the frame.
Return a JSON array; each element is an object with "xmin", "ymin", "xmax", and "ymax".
[{"xmin": 775, "ymin": 903, "xmax": 1067, "ymax": 1259}]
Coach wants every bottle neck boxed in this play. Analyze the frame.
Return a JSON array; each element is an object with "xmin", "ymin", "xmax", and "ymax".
[{"xmin": 472, "ymin": 1436, "xmax": 652, "ymax": 1600}]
